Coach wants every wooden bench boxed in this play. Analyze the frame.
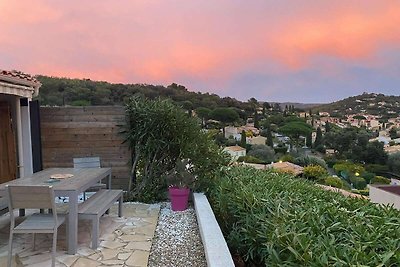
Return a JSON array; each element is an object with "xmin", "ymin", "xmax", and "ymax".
[{"xmin": 78, "ymin": 189, "xmax": 123, "ymax": 248}]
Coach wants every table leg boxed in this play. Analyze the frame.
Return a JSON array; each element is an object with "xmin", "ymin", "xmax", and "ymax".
[
  {"xmin": 107, "ymin": 172, "xmax": 112, "ymax": 189},
  {"xmin": 19, "ymin": 209, "xmax": 25, "ymax": 217},
  {"xmin": 67, "ymin": 191, "xmax": 78, "ymax": 254}
]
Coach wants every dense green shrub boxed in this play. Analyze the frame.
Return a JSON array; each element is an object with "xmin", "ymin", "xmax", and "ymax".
[
  {"xmin": 333, "ymin": 161, "xmax": 365, "ymax": 176},
  {"xmin": 237, "ymin": 155, "xmax": 264, "ymax": 164},
  {"xmin": 247, "ymin": 145, "xmax": 276, "ymax": 163},
  {"xmin": 388, "ymin": 152, "xmax": 400, "ymax": 174},
  {"xmin": 349, "ymin": 176, "xmax": 367, "ymax": 190},
  {"xmin": 324, "ymin": 155, "xmax": 338, "ymax": 168},
  {"xmin": 123, "ymin": 96, "xmax": 229, "ymax": 201},
  {"xmin": 274, "ymin": 146, "xmax": 288, "ymax": 154},
  {"xmin": 371, "ymin": 175, "xmax": 391, "ymax": 185},
  {"xmin": 303, "ymin": 165, "xmax": 328, "ymax": 181},
  {"xmin": 324, "ymin": 176, "xmax": 345, "ymax": 189},
  {"xmin": 210, "ymin": 167, "xmax": 400, "ymax": 266},
  {"xmin": 294, "ymin": 155, "xmax": 328, "ymax": 169},
  {"xmin": 361, "ymin": 172, "xmax": 376, "ymax": 184},
  {"xmin": 279, "ymin": 154, "xmax": 294, "ymax": 163},
  {"xmin": 365, "ymin": 164, "xmax": 390, "ymax": 175}
]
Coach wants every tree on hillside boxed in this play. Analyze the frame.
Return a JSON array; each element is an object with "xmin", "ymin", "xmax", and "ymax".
[
  {"xmin": 279, "ymin": 121, "xmax": 312, "ymax": 148},
  {"xmin": 325, "ymin": 121, "xmax": 331, "ymax": 132},
  {"xmin": 247, "ymin": 145, "xmax": 276, "ymax": 163},
  {"xmin": 195, "ymin": 107, "xmax": 212, "ymax": 127},
  {"xmin": 254, "ymin": 112, "xmax": 260, "ymax": 129},
  {"xmin": 262, "ymin": 102, "xmax": 271, "ymax": 116},
  {"xmin": 314, "ymin": 127, "xmax": 323, "ymax": 148},
  {"xmin": 266, "ymin": 127, "xmax": 274, "ymax": 147},
  {"xmin": 363, "ymin": 141, "xmax": 388, "ymax": 165},
  {"xmin": 389, "ymin": 127, "xmax": 399, "ymax": 139},
  {"xmin": 209, "ymin": 108, "xmax": 240, "ymax": 124},
  {"xmin": 306, "ymin": 132, "xmax": 312, "ymax": 148},
  {"xmin": 180, "ymin": 100, "xmax": 193, "ymax": 116},
  {"xmin": 388, "ymin": 152, "xmax": 400, "ymax": 174},
  {"xmin": 240, "ymin": 130, "xmax": 247, "ymax": 148}
]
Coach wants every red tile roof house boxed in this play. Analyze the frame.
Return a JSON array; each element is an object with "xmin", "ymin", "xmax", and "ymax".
[{"xmin": 0, "ymin": 70, "xmax": 41, "ymax": 187}]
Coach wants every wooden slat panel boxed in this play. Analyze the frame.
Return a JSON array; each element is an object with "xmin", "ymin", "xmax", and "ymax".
[
  {"xmin": 40, "ymin": 106, "xmax": 125, "ymax": 115},
  {"xmin": 40, "ymin": 106, "xmax": 130, "ymax": 190},
  {"xmin": 40, "ymin": 114, "xmax": 125, "ymax": 123},
  {"xmin": 8, "ymin": 186, "xmax": 54, "ymax": 209}
]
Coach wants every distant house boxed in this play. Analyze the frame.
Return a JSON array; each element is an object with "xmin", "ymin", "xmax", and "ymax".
[
  {"xmin": 223, "ymin": 145, "xmax": 246, "ymax": 161},
  {"xmin": 265, "ymin": 161, "xmax": 304, "ymax": 176},
  {"xmin": 0, "ymin": 70, "xmax": 42, "ymax": 184},
  {"xmin": 385, "ymin": 145, "xmax": 400, "ymax": 154},
  {"xmin": 247, "ymin": 135, "xmax": 267, "ymax": 145},
  {"xmin": 224, "ymin": 126, "xmax": 241, "ymax": 140}
]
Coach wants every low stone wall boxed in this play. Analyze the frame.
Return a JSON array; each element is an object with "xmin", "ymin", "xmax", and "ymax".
[{"xmin": 193, "ymin": 193, "xmax": 234, "ymax": 267}]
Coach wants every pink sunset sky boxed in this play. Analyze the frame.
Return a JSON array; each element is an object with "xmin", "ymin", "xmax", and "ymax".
[{"xmin": 1, "ymin": 1, "xmax": 400, "ymax": 103}]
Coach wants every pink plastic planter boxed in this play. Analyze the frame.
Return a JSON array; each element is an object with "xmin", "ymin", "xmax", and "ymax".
[{"xmin": 169, "ymin": 187, "xmax": 190, "ymax": 211}]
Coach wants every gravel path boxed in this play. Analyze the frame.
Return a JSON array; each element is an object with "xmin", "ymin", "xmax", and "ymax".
[{"xmin": 148, "ymin": 202, "xmax": 207, "ymax": 267}]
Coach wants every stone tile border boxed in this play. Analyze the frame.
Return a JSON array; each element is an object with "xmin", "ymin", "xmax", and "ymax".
[{"xmin": 193, "ymin": 193, "xmax": 234, "ymax": 267}]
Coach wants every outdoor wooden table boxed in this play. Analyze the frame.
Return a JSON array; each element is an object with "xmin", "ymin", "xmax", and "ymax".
[{"xmin": 0, "ymin": 167, "xmax": 112, "ymax": 255}]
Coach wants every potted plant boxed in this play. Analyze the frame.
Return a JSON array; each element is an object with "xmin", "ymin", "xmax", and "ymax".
[{"xmin": 165, "ymin": 159, "xmax": 195, "ymax": 211}]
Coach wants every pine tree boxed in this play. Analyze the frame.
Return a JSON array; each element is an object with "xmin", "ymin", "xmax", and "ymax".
[
  {"xmin": 240, "ymin": 130, "xmax": 247, "ymax": 148},
  {"xmin": 254, "ymin": 112, "xmax": 259, "ymax": 129},
  {"xmin": 306, "ymin": 132, "xmax": 312, "ymax": 147},
  {"xmin": 314, "ymin": 127, "xmax": 323, "ymax": 148},
  {"xmin": 267, "ymin": 127, "xmax": 274, "ymax": 147},
  {"xmin": 325, "ymin": 122, "xmax": 331, "ymax": 132}
]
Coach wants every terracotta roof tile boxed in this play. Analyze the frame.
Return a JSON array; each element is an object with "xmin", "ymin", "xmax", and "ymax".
[{"xmin": 0, "ymin": 69, "xmax": 40, "ymax": 84}]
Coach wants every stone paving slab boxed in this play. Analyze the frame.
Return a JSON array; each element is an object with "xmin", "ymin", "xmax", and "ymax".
[{"xmin": 0, "ymin": 202, "xmax": 160, "ymax": 267}]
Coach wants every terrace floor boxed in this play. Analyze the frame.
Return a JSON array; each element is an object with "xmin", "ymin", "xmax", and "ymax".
[{"xmin": 0, "ymin": 203, "xmax": 160, "ymax": 267}]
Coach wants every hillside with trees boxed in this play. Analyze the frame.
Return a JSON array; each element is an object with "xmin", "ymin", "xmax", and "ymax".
[
  {"xmin": 36, "ymin": 75, "xmax": 253, "ymax": 111},
  {"xmin": 314, "ymin": 92, "xmax": 400, "ymax": 117}
]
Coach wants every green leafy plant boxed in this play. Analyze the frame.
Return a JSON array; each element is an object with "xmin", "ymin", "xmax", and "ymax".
[
  {"xmin": 123, "ymin": 96, "xmax": 228, "ymax": 201},
  {"xmin": 165, "ymin": 159, "xmax": 195, "ymax": 188},
  {"xmin": 209, "ymin": 166, "xmax": 400, "ymax": 266}
]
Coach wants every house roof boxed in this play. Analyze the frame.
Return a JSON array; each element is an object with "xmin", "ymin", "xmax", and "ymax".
[
  {"xmin": 224, "ymin": 145, "xmax": 246, "ymax": 152},
  {"xmin": 0, "ymin": 69, "xmax": 41, "ymax": 99},
  {"xmin": 266, "ymin": 161, "xmax": 304, "ymax": 175}
]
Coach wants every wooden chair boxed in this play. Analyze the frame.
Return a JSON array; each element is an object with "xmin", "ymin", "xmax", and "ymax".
[
  {"xmin": 6, "ymin": 185, "xmax": 67, "ymax": 267},
  {"xmin": 73, "ymin": 157, "xmax": 107, "ymax": 200}
]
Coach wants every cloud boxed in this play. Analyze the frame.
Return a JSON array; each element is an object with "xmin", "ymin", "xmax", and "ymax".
[{"xmin": 1, "ymin": 1, "xmax": 400, "ymax": 101}]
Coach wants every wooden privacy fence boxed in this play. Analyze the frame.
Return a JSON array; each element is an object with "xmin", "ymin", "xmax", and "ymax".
[{"xmin": 40, "ymin": 106, "xmax": 130, "ymax": 190}]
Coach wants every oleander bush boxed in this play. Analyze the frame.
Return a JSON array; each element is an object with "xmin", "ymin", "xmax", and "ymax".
[{"xmin": 210, "ymin": 166, "xmax": 400, "ymax": 266}]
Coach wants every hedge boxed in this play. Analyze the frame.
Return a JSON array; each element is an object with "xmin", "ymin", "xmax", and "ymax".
[{"xmin": 210, "ymin": 166, "xmax": 400, "ymax": 266}]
